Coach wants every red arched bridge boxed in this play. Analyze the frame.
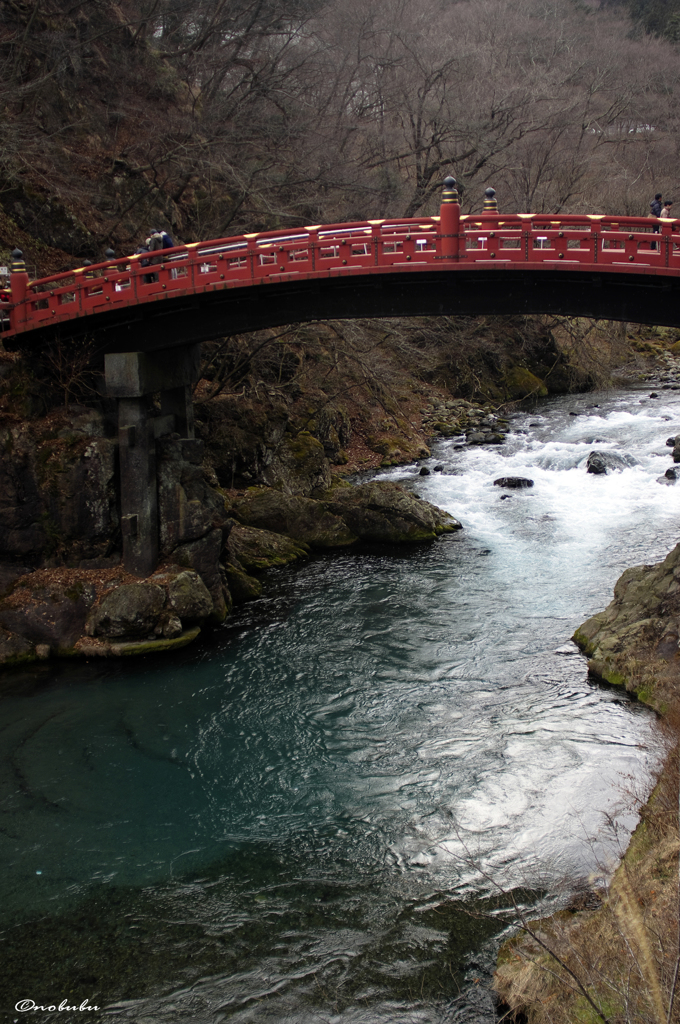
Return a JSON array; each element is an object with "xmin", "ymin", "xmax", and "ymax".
[
  {"xmin": 4, "ymin": 192, "xmax": 680, "ymax": 355},
  {"xmin": 6, "ymin": 182, "xmax": 679, "ymax": 579}
]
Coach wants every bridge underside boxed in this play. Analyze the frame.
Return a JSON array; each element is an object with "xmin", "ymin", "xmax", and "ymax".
[{"xmin": 7, "ymin": 267, "xmax": 680, "ymax": 355}]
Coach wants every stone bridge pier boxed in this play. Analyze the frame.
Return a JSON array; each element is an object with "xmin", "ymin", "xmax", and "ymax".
[{"xmin": 104, "ymin": 344, "xmax": 201, "ymax": 577}]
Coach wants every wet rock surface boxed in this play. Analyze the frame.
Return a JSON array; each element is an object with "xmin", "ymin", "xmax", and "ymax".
[
  {"xmin": 493, "ymin": 477, "xmax": 534, "ymax": 489},
  {"xmin": 0, "ymin": 625, "xmax": 34, "ymax": 665},
  {"xmin": 586, "ymin": 450, "xmax": 638, "ymax": 474}
]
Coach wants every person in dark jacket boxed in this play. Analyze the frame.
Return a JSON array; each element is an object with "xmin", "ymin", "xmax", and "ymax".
[
  {"xmin": 650, "ymin": 193, "xmax": 663, "ymax": 248},
  {"xmin": 147, "ymin": 228, "xmax": 177, "ymax": 280}
]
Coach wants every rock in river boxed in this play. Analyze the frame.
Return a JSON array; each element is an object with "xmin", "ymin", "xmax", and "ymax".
[
  {"xmin": 493, "ymin": 477, "xmax": 534, "ymax": 489},
  {"xmin": 229, "ymin": 481, "xmax": 461, "ymax": 547},
  {"xmin": 586, "ymin": 450, "xmax": 637, "ymax": 474}
]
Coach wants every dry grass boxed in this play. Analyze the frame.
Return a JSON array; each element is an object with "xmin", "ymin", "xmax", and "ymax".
[{"xmin": 495, "ymin": 741, "xmax": 680, "ymax": 1024}]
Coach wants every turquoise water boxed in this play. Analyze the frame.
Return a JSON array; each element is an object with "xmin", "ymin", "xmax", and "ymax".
[{"xmin": 1, "ymin": 386, "xmax": 677, "ymax": 1022}]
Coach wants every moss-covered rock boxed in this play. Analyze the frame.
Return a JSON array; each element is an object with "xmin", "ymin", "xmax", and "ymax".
[
  {"xmin": 167, "ymin": 570, "xmax": 213, "ymax": 621},
  {"xmin": 75, "ymin": 627, "xmax": 202, "ymax": 658},
  {"xmin": 87, "ymin": 583, "xmax": 166, "ymax": 639},
  {"xmin": 169, "ymin": 528, "xmax": 229, "ymax": 622},
  {"xmin": 572, "ymin": 542, "xmax": 680, "ymax": 710},
  {"xmin": 321, "ymin": 480, "xmax": 462, "ymax": 543},
  {"xmin": 228, "ymin": 481, "xmax": 461, "ymax": 548},
  {"xmin": 226, "ymin": 524, "xmax": 310, "ymax": 572},
  {"xmin": 224, "ymin": 564, "xmax": 263, "ymax": 604},
  {"xmin": 229, "ymin": 488, "xmax": 356, "ymax": 548},
  {"xmin": 262, "ymin": 432, "xmax": 332, "ymax": 495},
  {"xmin": 503, "ymin": 366, "xmax": 549, "ymax": 400}
]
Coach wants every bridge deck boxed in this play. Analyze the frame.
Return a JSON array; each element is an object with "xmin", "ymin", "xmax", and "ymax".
[{"xmin": 4, "ymin": 213, "xmax": 680, "ymax": 351}]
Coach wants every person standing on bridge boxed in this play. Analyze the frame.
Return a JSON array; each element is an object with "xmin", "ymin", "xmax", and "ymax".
[
  {"xmin": 147, "ymin": 229, "xmax": 167, "ymax": 281},
  {"xmin": 660, "ymin": 200, "xmax": 674, "ymax": 218},
  {"xmin": 148, "ymin": 227, "xmax": 174, "ymax": 250},
  {"xmin": 650, "ymin": 193, "xmax": 663, "ymax": 248}
]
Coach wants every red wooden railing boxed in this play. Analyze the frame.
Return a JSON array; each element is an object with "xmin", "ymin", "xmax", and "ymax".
[{"xmin": 3, "ymin": 204, "xmax": 680, "ymax": 339}]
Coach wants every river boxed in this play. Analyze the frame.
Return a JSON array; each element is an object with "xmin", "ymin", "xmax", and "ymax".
[{"xmin": 1, "ymin": 384, "xmax": 678, "ymax": 1022}]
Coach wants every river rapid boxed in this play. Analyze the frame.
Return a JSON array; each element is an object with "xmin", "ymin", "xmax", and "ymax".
[{"xmin": 1, "ymin": 384, "xmax": 679, "ymax": 1023}]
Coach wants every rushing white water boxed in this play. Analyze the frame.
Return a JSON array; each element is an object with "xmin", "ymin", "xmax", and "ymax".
[{"xmin": 0, "ymin": 384, "xmax": 677, "ymax": 1023}]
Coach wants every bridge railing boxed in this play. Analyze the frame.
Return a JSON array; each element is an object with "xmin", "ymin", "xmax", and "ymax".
[{"xmin": 5, "ymin": 212, "xmax": 680, "ymax": 338}]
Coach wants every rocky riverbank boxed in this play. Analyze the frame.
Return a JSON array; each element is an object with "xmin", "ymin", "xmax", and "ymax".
[
  {"xmin": 0, "ymin": 314, "xmax": 674, "ymax": 672},
  {"xmin": 493, "ymin": 545, "xmax": 680, "ymax": 1023},
  {"xmin": 573, "ymin": 542, "xmax": 680, "ymax": 711},
  {"xmin": 0, "ymin": 474, "xmax": 459, "ymax": 666}
]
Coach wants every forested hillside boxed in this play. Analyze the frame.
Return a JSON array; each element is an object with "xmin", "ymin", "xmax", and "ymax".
[{"xmin": 1, "ymin": 0, "xmax": 680, "ymax": 268}]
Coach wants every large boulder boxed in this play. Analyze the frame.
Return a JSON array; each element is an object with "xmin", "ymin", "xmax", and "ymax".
[
  {"xmin": 229, "ymin": 489, "xmax": 356, "ymax": 548},
  {"xmin": 227, "ymin": 524, "xmax": 310, "ymax": 572},
  {"xmin": 170, "ymin": 527, "xmax": 230, "ymax": 622},
  {"xmin": 262, "ymin": 432, "xmax": 332, "ymax": 495},
  {"xmin": 166, "ymin": 570, "xmax": 213, "ymax": 621},
  {"xmin": 0, "ymin": 581, "xmax": 96, "ymax": 649},
  {"xmin": 494, "ymin": 477, "xmax": 534, "ymax": 489},
  {"xmin": 503, "ymin": 366, "xmax": 548, "ymax": 400},
  {"xmin": 224, "ymin": 564, "xmax": 263, "ymax": 604},
  {"xmin": 573, "ymin": 542, "xmax": 680, "ymax": 708},
  {"xmin": 229, "ymin": 481, "xmax": 461, "ymax": 547},
  {"xmin": 322, "ymin": 481, "xmax": 461, "ymax": 543},
  {"xmin": 87, "ymin": 583, "xmax": 165, "ymax": 639}
]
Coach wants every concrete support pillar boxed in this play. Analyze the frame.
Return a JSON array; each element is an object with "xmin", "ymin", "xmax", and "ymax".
[
  {"xmin": 118, "ymin": 397, "xmax": 159, "ymax": 577},
  {"xmin": 161, "ymin": 385, "xmax": 195, "ymax": 439},
  {"xmin": 105, "ymin": 345, "xmax": 201, "ymax": 577}
]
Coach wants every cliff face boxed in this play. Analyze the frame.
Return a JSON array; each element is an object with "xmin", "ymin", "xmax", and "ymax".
[{"xmin": 0, "ymin": 408, "xmax": 118, "ymax": 566}]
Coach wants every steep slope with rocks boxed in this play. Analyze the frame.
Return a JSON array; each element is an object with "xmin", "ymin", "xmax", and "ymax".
[{"xmin": 0, "ymin": 311, "xmax": 673, "ymax": 667}]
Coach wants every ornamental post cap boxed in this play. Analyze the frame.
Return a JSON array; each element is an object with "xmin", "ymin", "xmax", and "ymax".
[
  {"xmin": 10, "ymin": 249, "xmax": 25, "ymax": 273},
  {"xmin": 483, "ymin": 187, "xmax": 498, "ymax": 212},
  {"xmin": 104, "ymin": 248, "xmax": 116, "ymax": 260},
  {"xmin": 442, "ymin": 177, "xmax": 460, "ymax": 205}
]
